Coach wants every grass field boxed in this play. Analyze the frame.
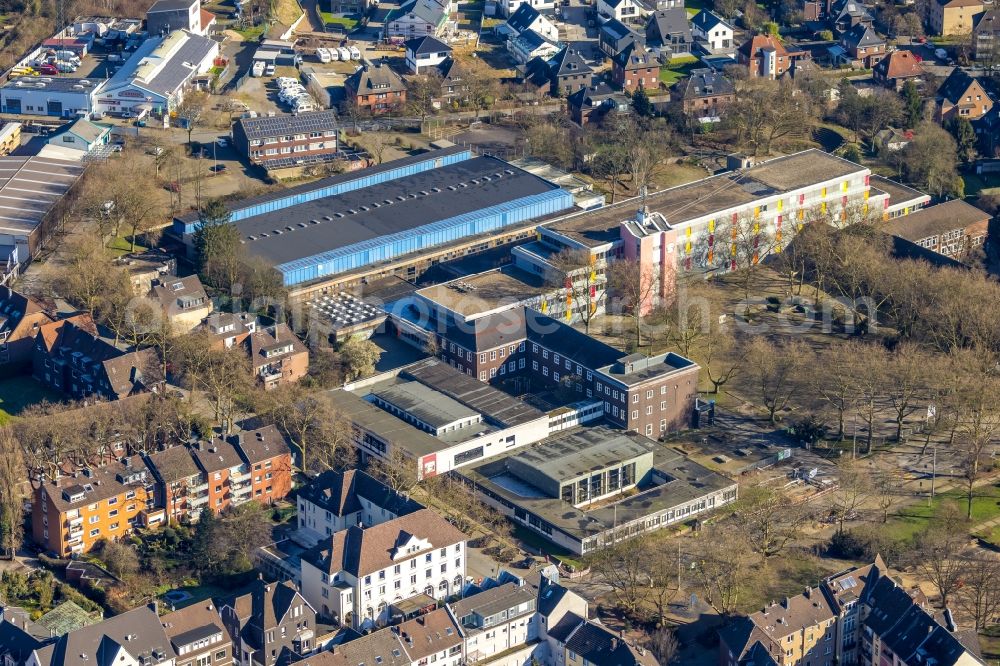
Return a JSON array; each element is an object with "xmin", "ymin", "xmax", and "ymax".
[
  {"xmin": 233, "ymin": 24, "xmax": 266, "ymax": 40},
  {"xmin": 659, "ymin": 55, "xmax": 700, "ymax": 85},
  {"xmin": 274, "ymin": 0, "xmax": 304, "ymax": 26},
  {"xmin": 881, "ymin": 484, "xmax": 1000, "ymax": 544},
  {"xmin": 320, "ymin": 12, "xmax": 360, "ymax": 30},
  {"xmin": 0, "ymin": 377, "xmax": 62, "ymax": 423}
]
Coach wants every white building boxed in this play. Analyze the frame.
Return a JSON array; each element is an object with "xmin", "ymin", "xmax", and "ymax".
[
  {"xmin": 690, "ymin": 10, "xmax": 734, "ymax": 51},
  {"xmin": 26, "ymin": 605, "xmax": 177, "ymax": 666},
  {"xmin": 404, "ymin": 35, "xmax": 453, "ymax": 73},
  {"xmin": 0, "ymin": 77, "xmax": 101, "ymax": 118},
  {"xmin": 295, "ymin": 468, "xmax": 423, "ymax": 547},
  {"xmin": 450, "ymin": 581, "xmax": 540, "ymax": 666},
  {"xmin": 384, "ymin": 0, "xmax": 453, "ymax": 39},
  {"xmin": 95, "ymin": 29, "xmax": 218, "ymax": 117},
  {"xmin": 299, "ymin": 508, "xmax": 468, "ymax": 630},
  {"xmin": 499, "ymin": 0, "xmax": 555, "ymax": 18},
  {"xmin": 498, "ymin": 4, "xmax": 559, "ymax": 40},
  {"xmin": 146, "ymin": 0, "xmax": 214, "ymax": 37},
  {"xmin": 596, "ymin": 0, "xmax": 641, "ymax": 23}
]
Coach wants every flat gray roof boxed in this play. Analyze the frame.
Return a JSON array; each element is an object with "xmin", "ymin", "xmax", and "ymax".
[
  {"xmin": 510, "ymin": 428, "xmax": 653, "ymax": 482},
  {"xmin": 238, "ymin": 157, "xmax": 559, "ymax": 266},
  {"xmin": 372, "ymin": 381, "xmax": 480, "ymax": 430},
  {"xmin": 0, "ymin": 155, "xmax": 85, "ymax": 238}
]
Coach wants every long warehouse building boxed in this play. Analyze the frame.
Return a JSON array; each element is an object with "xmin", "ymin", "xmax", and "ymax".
[{"xmin": 172, "ymin": 147, "xmax": 576, "ymax": 290}]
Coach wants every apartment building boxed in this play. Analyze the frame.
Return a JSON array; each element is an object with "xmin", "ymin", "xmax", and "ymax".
[
  {"xmin": 202, "ymin": 312, "xmax": 256, "ymax": 350},
  {"xmin": 0, "ymin": 287, "xmax": 53, "ymax": 371},
  {"xmin": 718, "ymin": 557, "xmax": 985, "ymax": 666},
  {"xmin": 973, "ymin": 9, "xmax": 1000, "ymax": 60},
  {"xmin": 232, "ymin": 111, "xmax": 339, "ymax": 170},
  {"xmin": 295, "ymin": 469, "xmax": 423, "ymax": 547},
  {"xmin": 451, "ymin": 580, "xmax": 539, "ymax": 664},
  {"xmin": 161, "ymin": 602, "xmax": 233, "ymax": 666},
  {"xmin": 222, "ymin": 580, "xmax": 319, "ymax": 666},
  {"xmin": 147, "ymin": 445, "xmax": 204, "ymax": 523},
  {"xmin": 31, "ymin": 456, "xmax": 162, "ymax": 557},
  {"xmin": 33, "ymin": 314, "xmax": 164, "ymax": 401},
  {"xmin": 930, "ymin": 0, "xmax": 985, "ymax": 36},
  {"xmin": 246, "ymin": 323, "xmax": 309, "ymax": 389},
  {"xmin": 299, "ymin": 508, "xmax": 467, "ymax": 630}
]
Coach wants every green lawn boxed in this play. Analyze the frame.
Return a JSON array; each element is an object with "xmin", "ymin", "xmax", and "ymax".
[
  {"xmin": 882, "ymin": 484, "xmax": 1000, "ymax": 543},
  {"xmin": 512, "ymin": 525, "xmax": 584, "ymax": 570},
  {"xmin": 233, "ymin": 24, "xmax": 265, "ymax": 41},
  {"xmin": 320, "ymin": 12, "xmax": 360, "ymax": 30},
  {"xmin": 961, "ymin": 170, "xmax": 1000, "ymax": 197},
  {"xmin": 106, "ymin": 235, "xmax": 148, "ymax": 257},
  {"xmin": 659, "ymin": 55, "xmax": 700, "ymax": 85},
  {"xmin": 684, "ymin": 0, "xmax": 707, "ymax": 11},
  {"xmin": 0, "ymin": 377, "xmax": 62, "ymax": 423}
]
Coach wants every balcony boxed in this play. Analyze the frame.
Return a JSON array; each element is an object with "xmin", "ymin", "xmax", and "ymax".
[
  {"xmin": 68, "ymin": 526, "xmax": 83, "ymax": 538},
  {"xmin": 67, "ymin": 515, "xmax": 83, "ymax": 528}
]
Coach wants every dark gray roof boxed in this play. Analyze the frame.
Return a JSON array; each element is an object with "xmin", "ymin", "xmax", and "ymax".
[
  {"xmin": 600, "ymin": 17, "xmax": 637, "ymax": 42},
  {"xmin": 691, "ymin": 9, "xmax": 731, "ymax": 31},
  {"xmin": 937, "ymin": 67, "xmax": 982, "ymax": 105},
  {"xmin": 297, "ymin": 469, "xmax": 424, "ymax": 518},
  {"xmin": 525, "ymin": 310, "xmax": 623, "ymax": 368},
  {"xmin": 33, "ymin": 605, "xmax": 175, "ymax": 666},
  {"xmin": 676, "ymin": 68, "xmax": 734, "ymax": 99},
  {"xmin": 345, "ymin": 61, "xmax": 407, "ymax": 95},
  {"xmin": 449, "ymin": 582, "xmax": 537, "ymax": 624},
  {"xmin": 563, "ymin": 621, "xmax": 657, "ymax": 666},
  {"xmin": 547, "ymin": 613, "xmax": 585, "ymax": 642},
  {"xmin": 235, "ymin": 110, "xmax": 337, "ymax": 141},
  {"xmin": 507, "ymin": 3, "xmax": 543, "ymax": 33},
  {"xmin": 237, "ymin": 156, "xmax": 559, "ymax": 266},
  {"xmin": 373, "ymin": 381, "xmax": 479, "ymax": 428},
  {"xmin": 646, "ymin": 8, "xmax": 691, "ymax": 45},
  {"xmin": 549, "ymin": 47, "xmax": 593, "ymax": 78},
  {"xmin": 233, "ymin": 425, "xmax": 291, "ymax": 465},
  {"xmin": 841, "ymin": 22, "xmax": 883, "ymax": 49},
  {"xmin": 405, "ymin": 35, "xmax": 452, "ymax": 55}
]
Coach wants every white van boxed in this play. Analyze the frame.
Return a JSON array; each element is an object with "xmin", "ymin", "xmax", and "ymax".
[
  {"xmin": 348, "ymin": 46, "xmax": 361, "ymax": 60},
  {"xmin": 337, "ymin": 47, "xmax": 351, "ymax": 61}
]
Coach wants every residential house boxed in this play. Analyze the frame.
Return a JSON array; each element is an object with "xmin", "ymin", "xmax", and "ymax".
[
  {"xmin": 232, "ymin": 111, "xmax": 339, "ymax": 169},
  {"xmin": 295, "ymin": 469, "xmax": 423, "ymax": 547},
  {"xmin": 690, "ymin": 10, "xmax": 734, "ymax": 51},
  {"xmin": 404, "ymin": 35, "xmax": 453, "ymax": 73},
  {"xmin": 837, "ymin": 22, "xmax": 885, "ymax": 68},
  {"xmin": 930, "ymin": 0, "xmax": 985, "ymax": 35},
  {"xmin": 567, "ymin": 83, "xmax": 631, "ymax": 125},
  {"xmin": 829, "ymin": 0, "xmax": 873, "ymax": 33},
  {"xmin": 645, "ymin": 8, "xmax": 692, "ymax": 58},
  {"xmin": 674, "ymin": 68, "xmax": 734, "ymax": 121},
  {"xmin": 597, "ymin": 0, "xmax": 641, "ymax": 24},
  {"xmin": 202, "ymin": 312, "xmax": 256, "ymax": 350},
  {"xmin": 0, "ymin": 608, "xmax": 50, "ymax": 666},
  {"xmin": 882, "ymin": 199, "xmax": 990, "ymax": 260},
  {"xmin": 0, "ymin": 287, "xmax": 53, "ymax": 371},
  {"xmin": 31, "ymin": 456, "xmax": 160, "ymax": 557},
  {"xmin": 32, "ymin": 314, "xmax": 164, "ymax": 401},
  {"xmin": 160, "ymin": 602, "xmax": 233, "ymax": 666},
  {"xmin": 874, "ymin": 127, "xmax": 914, "ymax": 152},
  {"xmin": 550, "ymin": 618, "xmax": 659, "ymax": 666},
  {"xmin": 222, "ymin": 580, "xmax": 318, "ymax": 666},
  {"xmin": 599, "ymin": 18, "xmax": 643, "ymax": 57},
  {"xmin": 872, "ymin": 49, "xmax": 925, "ymax": 89},
  {"xmin": 936, "ymin": 68, "xmax": 993, "ymax": 121},
  {"xmin": 148, "ymin": 274, "xmax": 211, "ymax": 334},
  {"xmin": 245, "ymin": 322, "xmax": 309, "ymax": 388},
  {"xmin": 436, "ymin": 57, "xmax": 468, "ymax": 106},
  {"xmin": 28, "ymin": 605, "xmax": 176, "ymax": 666},
  {"xmin": 115, "ymin": 249, "xmax": 177, "ymax": 294},
  {"xmin": 974, "ymin": 102, "xmax": 1000, "ymax": 156},
  {"xmin": 498, "ymin": 0, "xmax": 555, "ymax": 17},
  {"xmin": 973, "ymin": 9, "xmax": 1000, "ymax": 61},
  {"xmin": 146, "ymin": 445, "xmax": 204, "ymax": 523},
  {"xmin": 298, "ymin": 508, "xmax": 467, "ymax": 629},
  {"xmin": 146, "ymin": 0, "xmax": 209, "ymax": 36},
  {"xmin": 611, "ymin": 43, "xmax": 659, "ymax": 91},
  {"xmin": 46, "ymin": 118, "xmax": 112, "ymax": 157},
  {"xmin": 547, "ymin": 47, "xmax": 594, "ymax": 96},
  {"xmin": 501, "ymin": 4, "xmax": 559, "ymax": 41},
  {"xmin": 344, "ymin": 61, "xmax": 408, "ymax": 114},
  {"xmin": 384, "ymin": 0, "xmax": 452, "ymax": 39},
  {"xmin": 509, "ymin": 29, "xmax": 561, "ymax": 64},
  {"xmin": 738, "ymin": 34, "xmax": 807, "ymax": 79}
]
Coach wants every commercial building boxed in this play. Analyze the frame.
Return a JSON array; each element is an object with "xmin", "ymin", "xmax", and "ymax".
[
  {"xmin": 0, "ymin": 77, "xmax": 101, "ymax": 118},
  {"xmin": 232, "ymin": 111, "xmax": 340, "ymax": 171},
  {"xmin": 0, "ymin": 154, "xmax": 86, "ymax": 268},
  {"xmin": 172, "ymin": 147, "xmax": 575, "ymax": 293},
  {"xmin": 460, "ymin": 426, "xmax": 737, "ymax": 554},
  {"xmin": 32, "ymin": 456, "xmax": 161, "ymax": 557},
  {"xmin": 96, "ymin": 29, "xmax": 219, "ymax": 117},
  {"xmin": 0, "ymin": 122, "xmax": 20, "ymax": 155},
  {"xmin": 299, "ymin": 508, "xmax": 467, "ymax": 629},
  {"xmin": 328, "ymin": 358, "xmax": 553, "ymax": 479},
  {"xmin": 882, "ymin": 199, "xmax": 990, "ymax": 260}
]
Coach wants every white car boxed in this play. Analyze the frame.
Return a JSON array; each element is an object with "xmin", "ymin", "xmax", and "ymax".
[
  {"xmin": 337, "ymin": 47, "xmax": 351, "ymax": 61},
  {"xmin": 277, "ymin": 76, "xmax": 297, "ymax": 88}
]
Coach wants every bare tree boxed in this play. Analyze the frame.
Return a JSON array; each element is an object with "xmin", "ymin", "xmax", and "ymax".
[
  {"xmin": 0, "ymin": 428, "xmax": 25, "ymax": 557},
  {"xmin": 176, "ymin": 92, "xmax": 208, "ymax": 146},
  {"xmin": 607, "ymin": 258, "xmax": 658, "ymax": 350},
  {"xmin": 260, "ymin": 387, "xmax": 355, "ymax": 473},
  {"xmin": 548, "ymin": 248, "xmax": 605, "ymax": 335},
  {"xmin": 831, "ymin": 459, "xmax": 872, "ymax": 534},
  {"xmin": 955, "ymin": 556, "xmax": 1000, "ymax": 630},
  {"xmin": 366, "ymin": 447, "xmax": 420, "ymax": 494},
  {"xmin": 588, "ymin": 534, "xmax": 654, "ymax": 615},
  {"xmin": 686, "ymin": 525, "xmax": 761, "ymax": 616},
  {"xmin": 872, "ymin": 459, "xmax": 905, "ymax": 523},
  {"xmin": 914, "ymin": 505, "xmax": 971, "ymax": 607},
  {"xmin": 743, "ymin": 337, "xmax": 809, "ymax": 423},
  {"xmin": 732, "ymin": 485, "xmax": 810, "ymax": 557},
  {"xmin": 647, "ymin": 627, "xmax": 680, "ymax": 664},
  {"xmin": 728, "ymin": 212, "xmax": 778, "ymax": 315}
]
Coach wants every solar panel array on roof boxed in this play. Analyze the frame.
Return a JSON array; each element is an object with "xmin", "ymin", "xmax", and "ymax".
[
  {"xmin": 307, "ymin": 291, "xmax": 385, "ymax": 330},
  {"xmin": 237, "ymin": 110, "xmax": 338, "ymax": 141}
]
